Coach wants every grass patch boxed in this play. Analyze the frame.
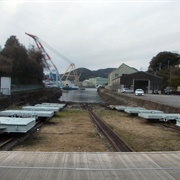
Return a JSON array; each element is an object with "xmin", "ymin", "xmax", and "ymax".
[
  {"xmin": 96, "ymin": 109, "xmax": 180, "ymax": 151},
  {"xmin": 13, "ymin": 108, "xmax": 108, "ymax": 152}
]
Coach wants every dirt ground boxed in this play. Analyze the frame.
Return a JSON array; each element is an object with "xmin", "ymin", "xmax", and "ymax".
[
  {"xmin": 94, "ymin": 105, "xmax": 180, "ymax": 152},
  {"xmin": 13, "ymin": 104, "xmax": 180, "ymax": 152},
  {"xmin": 13, "ymin": 104, "xmax": 109, "ymax": 152}
]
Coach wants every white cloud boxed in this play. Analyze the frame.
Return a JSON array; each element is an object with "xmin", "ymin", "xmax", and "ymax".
[{"xmin": 0, "ymin": 1, "xmax": 180, "ymax": 73}]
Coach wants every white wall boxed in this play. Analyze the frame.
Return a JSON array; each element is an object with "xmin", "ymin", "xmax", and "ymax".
[{"xmin": 1, "ymin": 77, "xmax": 11, "ymax": 95}]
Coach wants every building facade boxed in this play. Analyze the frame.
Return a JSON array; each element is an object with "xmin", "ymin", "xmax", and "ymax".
[
  {"xmin": 120, "ymin": 71, "xmax": 163, "ymax": 93},
  {"xmin": 82, "ymin": 80, "xmax": 93, "ymax": 87},
  {"xmin": 83, "ymin": 77, "xmax": 108, "ymax": 87},
  {"xmin": 108, "ymin": 63, "xmax": 138, "ymax": 90},
  {"xmin": 90, "ymin": 77, "xmax": 108, "ymax": 87}
]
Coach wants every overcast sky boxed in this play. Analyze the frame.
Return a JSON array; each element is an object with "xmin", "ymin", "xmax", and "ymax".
[{"xmin": 1, "ymin": 0, "xmax": 180, "ymax": 73}]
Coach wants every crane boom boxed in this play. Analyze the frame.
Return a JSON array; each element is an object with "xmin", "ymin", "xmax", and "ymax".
[
  {"xmin": 26, "ymin": 32, "xmax": 80, "ymax": 90},
  {"xmin": 25, "ymin": 32, "xmax": 62, "ymax": 87},
  {"xmin": 25, "ymin": 32, "xmax": 57, "ymax": 70}
]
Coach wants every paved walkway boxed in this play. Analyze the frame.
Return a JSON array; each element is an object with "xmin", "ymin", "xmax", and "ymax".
[
  {"xmin": 0, "ymin": 151, "xmax": 180, "ymax": 180},
  {"xmin": 128, "ymin": 94, "xmax": 180, "ymax": 108}
]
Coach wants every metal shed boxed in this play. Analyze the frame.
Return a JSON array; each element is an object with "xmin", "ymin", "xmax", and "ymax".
[
  {"xmin": 120, "ymin": 71, "xmax": 163, "ymax": 93},
  {"xmin": 0, "ymin": 117, "xmax": 36, "ymax": 133}
]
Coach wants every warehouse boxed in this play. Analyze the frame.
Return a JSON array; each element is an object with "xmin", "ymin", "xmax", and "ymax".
[
  {"xmin": 119, "ymin": 71, "xmax": 163, "ymax": 93},
  {"xmin": 108, "ymin": 63, "xmax": 138, "ymax": 89}
]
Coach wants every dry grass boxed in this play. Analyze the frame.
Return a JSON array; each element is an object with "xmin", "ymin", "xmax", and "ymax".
[
  {"xmin": 13, "ymin": 107, "xmax": 109, "ymax": 152},
  {"xmin": 95, "ymin": 109, "xmax": 180, "ymax": 152},
  {"xmin": 13, "ymin": 105, "xmax": 180, "ymax": 152}
]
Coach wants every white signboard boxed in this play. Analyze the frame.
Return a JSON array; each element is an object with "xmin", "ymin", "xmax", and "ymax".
[{"xmin": 1, "ymin": 77, "xmax": 11, "ymax": 95}]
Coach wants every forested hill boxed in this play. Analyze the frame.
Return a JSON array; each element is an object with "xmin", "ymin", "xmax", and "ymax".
[
  {"xmin": 77, "ymin": 67, "xmax": 116, "ymax": 81},
  {"xmin": 61, "ymin": 67, "xmax": 116, "ymax": 81}
]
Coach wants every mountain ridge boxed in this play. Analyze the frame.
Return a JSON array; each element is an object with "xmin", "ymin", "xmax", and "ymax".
[
  {"xmin": 77, "ymin": 67, "xmax": 116, "ymax": 81},
  {"xmin": 61, "ymin": 67, "xmax": 116, "ymax": 81}
]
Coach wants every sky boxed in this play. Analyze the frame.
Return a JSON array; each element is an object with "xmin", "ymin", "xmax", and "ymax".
[{"xmin": 1, "ymin": 0, "xmax": 180, "ymax": 74}]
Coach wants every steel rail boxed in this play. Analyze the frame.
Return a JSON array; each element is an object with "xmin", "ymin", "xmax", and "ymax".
[
  {"xmin": 0, "ymin": 137, "xmax": 15, "ymax": 149},
  {"xmin": 0, "ymin": 121, "xmax": 44, "ymax": 151},
  {"xmin": 86, "ymin": 106, "xmax": 134, "ymax": 152},
  {"xmin": 161, "ymin": 122, "xmax": 180, "ymax": 132}
]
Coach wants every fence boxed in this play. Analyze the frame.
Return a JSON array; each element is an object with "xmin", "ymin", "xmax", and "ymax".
[{"xmin": 11, "ymin": 84, "xmax": 44, "ymax": 94}]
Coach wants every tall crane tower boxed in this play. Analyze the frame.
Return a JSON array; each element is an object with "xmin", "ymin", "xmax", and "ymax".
[
  {"xmin": 25, "ymin": 32, "xmax": 62, "ymax": 87},
  {"xmin": 26, "ymin": 32, "xmax": 80, "ymax": 89}
]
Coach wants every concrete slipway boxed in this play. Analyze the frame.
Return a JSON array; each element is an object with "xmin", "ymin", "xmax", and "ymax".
[
  {"xmin": 124, "ymin": 109, "xmax": 164, "ymax": 115},
  {"xmin": 110, "ymin": 105, "xmax": 180, "ymax": 126},
  {"xmin": 110, "ymin": 105, "xmax": 163, "ymax": 115},
  {"xmin": 0, "ymin": 103, "xmax": 66, "ymax": 133},
  {"xmin": 35, "ymin": 103, "xmax": 65, "ymax": 110},
  {"xmin": 0, "ymin": 110, "xmax": 54, "ymax": 118},
  {"xmin": 22, "ymin": 106, "xmax": 60, "ymax": 112},
  {"xmin": 0, "ymin": 117, "xmax": 36, "ymax": 133},
  {"xmin": 110, "ymin": 105, "xmax": 146, "ymax": 112},
  {"xmin": 42, "ymin": 103, "xmax": 66, "ymax": 108},
  {"xmin": 138, "ymin": 113, "xmax": 180, "ymax": 121}
]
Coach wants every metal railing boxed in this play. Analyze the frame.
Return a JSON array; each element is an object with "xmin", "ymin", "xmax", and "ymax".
[{"xmin": 11, "ymin": 85, "xmax": 44, "ymax": 94}]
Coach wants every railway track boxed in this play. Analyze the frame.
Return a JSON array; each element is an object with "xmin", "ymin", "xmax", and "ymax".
[
  {"xmin": 1, "ymin": 103, "xmax": 178, "ymax": 152},
  {"xmin": 161, "ymin": 121, "xmax": 180, "ymax": 132},
  {"xmin": 0, "ymin": 121, "xmax": 44, "ymax": 151},
  {"xmin": 85, "ymin": 105, "xmax": 134, "ymax": 152},
  {"xmin": 0, "ymin": 137, "xmax": 16, "ymax": 150}
]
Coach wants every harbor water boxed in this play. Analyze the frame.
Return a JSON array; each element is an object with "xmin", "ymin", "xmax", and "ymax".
[{"xmin": 59, "ymin": 88, "xmax": 104, "ymax": 103}]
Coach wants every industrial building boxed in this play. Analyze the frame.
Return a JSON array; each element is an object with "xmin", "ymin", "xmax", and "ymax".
[
  {"xmin": 83, "ymin": 77, "xmax": 108, "ymax": 87},
  {"xmin": 108, "ymin": 63, "xmax": 138, "ymax": 89},
  {"xmin": 119, "ymin": 71, "xmax": 163, "ymax": 93},
  {"xmin": 82, "ymin": 80, "xmax": 93, "ymax": 87}
]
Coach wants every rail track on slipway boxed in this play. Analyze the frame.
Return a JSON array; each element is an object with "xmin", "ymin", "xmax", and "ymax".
[
  {"xmin": 0, "ymin": 121, "xmax": 44, "ymax": 151},
  {"xmin": 84, "ymin": 104, "xmax": 134, "ymax": 152},
  {"xmin": 0, "ymin": 103, "xmax": 134, "ymax": 152}
]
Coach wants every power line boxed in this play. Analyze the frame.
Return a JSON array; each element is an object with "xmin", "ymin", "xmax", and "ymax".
[{"xmin": 39, "ymin": 38, "xmax": 73, "ymax": 65}]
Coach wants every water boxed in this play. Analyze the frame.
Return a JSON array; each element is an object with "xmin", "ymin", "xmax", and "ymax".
[{"xmin": 59, "ymin": 88, "xmax": 105, "ymax": 103}]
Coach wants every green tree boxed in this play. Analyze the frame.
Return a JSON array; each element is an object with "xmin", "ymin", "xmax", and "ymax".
[
  {"xmin": 0, "ymin": 36, "xmax": 44, "ymax": 84},
  {"xmin": 4, "ymin": 35, "xmax": 21, "ymax": 47},
  {"xmin": 26, "ymin": 46, "xmax": 45, "ymax": 84},
  {"xmin": 0, "ymin": 55, "xmax": 13, "ymax": 76},
  {"xmin": 1, "ymin": 36, "xmax": 28, "ymax": 84},
  {"xmin": 148, "ymin": 51, "xmax": 179, "ymax": 71},
  {"xmin": 148, "ymin": 51, "xmax": 180, "ymax": 89}
]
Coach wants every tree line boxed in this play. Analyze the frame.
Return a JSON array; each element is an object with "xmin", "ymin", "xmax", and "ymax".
[
  {"xmin": 148, "ymin": 51, "xmax": 180, "ymax": 90},
  {"xmin": 0, "ymin": 36, "xmax": 44, "ymax": 84},
  {"xmin": 0, "ymin": 35, "xmax": 180, "ymax": 89}
]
